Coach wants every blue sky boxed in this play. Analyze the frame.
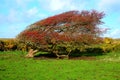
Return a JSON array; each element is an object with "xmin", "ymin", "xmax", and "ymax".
[{"xmin": 0, "ymin": 0, "xmax": 120, "ymax": 38}]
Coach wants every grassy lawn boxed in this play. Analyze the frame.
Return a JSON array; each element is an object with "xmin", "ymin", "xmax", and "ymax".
[{"xmin": 0, "ymin": 51, "xmax": 120, "ymax": 80}]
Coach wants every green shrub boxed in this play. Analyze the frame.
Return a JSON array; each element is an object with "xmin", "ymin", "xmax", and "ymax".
[
  {"xmin": 0, "ymin": 39, "xmax": 17, "ymax": 51},
  {"xmin": 17, "ymin": 42, "xmax": 27, "ymax": 51},
  {"xmin": 100, "ymin": 38, "xmax": 120, "ymax": 53},
  {"xmin": 0, "ymin": 40, "xmax": 4, "ymax": 51}
]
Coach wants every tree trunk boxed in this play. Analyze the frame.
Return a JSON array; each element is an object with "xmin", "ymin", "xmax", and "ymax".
[
  {"xmin": 53, "ymin": 50, "xmax": 69, "ymax": 59},
  {"xmin": 56, "ymin": 54, "xmax": 69, "ymax": 59},
  {"xmin": 25, "ymin": 49, "xmax": 38, "ymax": 58}
]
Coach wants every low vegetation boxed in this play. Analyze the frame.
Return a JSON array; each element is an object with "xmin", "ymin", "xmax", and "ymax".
[
  {"xmin": 0, "ymin": 37, "xmax": 120, "ymax": 58},
  {"xmin": 0, "ymin": 51, "xmax": 120, "ymax": 80}
]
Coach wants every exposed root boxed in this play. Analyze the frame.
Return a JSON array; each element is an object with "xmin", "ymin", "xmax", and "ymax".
[{"xmin": 25, "ymin": 49, "xmax": 38, "ymax": 58}]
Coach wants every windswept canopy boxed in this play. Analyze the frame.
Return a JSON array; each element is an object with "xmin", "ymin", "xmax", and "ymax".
[{"xmin": 17, "ymin": 10, "xmax": 105, "ymax": 50}]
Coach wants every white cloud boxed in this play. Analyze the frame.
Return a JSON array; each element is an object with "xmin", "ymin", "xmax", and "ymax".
[
  {"xmin": 104, "ymin": 29, "xmax": 120, "ymax": 38},
  {"xmin": 118, "ymin": 17, "xmax": 120, "ymax": 23},
  {"xmin": 15, "ymin": 0, "xmax": 33, "ymax": 7},
  {"xmin": 7, "ymin": 9, "xmax": 19, "ymax": 23},
  {"xmin": 49, "ymin": 0, "xmax": 66, "ymax": 11},
  {"xmin": 0, "ymin": 9, "xmax": 21, "ymax": 24},
  {"xmin": 26, "ymin": 7, "xmax": 39, "ymax": 18},
  {"xmin": 1, "ymin": 7, "xmax": 44, "ymax": 24},
  {"xmin": 24, "ymin": 7, "xmax": 49, "ymax": 22},
  {"xmin": 0, "ymin": 24, "xmax": 26, "ymax": 38},
  {"xmin": 110, "ymin": 29, "xmax": 120, "ymax": 38},
  {"xmin": 48, "ymin": 0, "xmax": 79, "ymax": 11},
  {"xmin": 98, "ymin": 0, "xmax": 120, "ymax": 12},
  {"xmin": 0, "ymin": 14, "xmax": 6, "ymax": 24},
  {"xmin": 39, "ymin": 0, "xmax": 87, "ymax": 12},
  {"xmin": 37, "ymin": 13, "xmax": 48, "ymax": 19}
]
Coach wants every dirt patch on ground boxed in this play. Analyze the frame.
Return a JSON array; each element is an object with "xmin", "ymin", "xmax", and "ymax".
[
  {"xmin": 34, "ymin": 55, "xmax": 96, "ymax": 60},
  {"xmin": 69, "ymin": 56, "xmax": 96, "ymax": 60}
]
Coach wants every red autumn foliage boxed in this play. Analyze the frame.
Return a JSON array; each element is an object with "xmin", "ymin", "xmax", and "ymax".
[
  {"xmin": 17, "ymin": 10, "xmax": 105, "ymax": 53},
  {"xmin": 18, "ymin": 30, "xmax": 47, "ymax": 45},
  {"xmin": 35, "ymin": 11, "xmax": 77, "ymax": 26}
]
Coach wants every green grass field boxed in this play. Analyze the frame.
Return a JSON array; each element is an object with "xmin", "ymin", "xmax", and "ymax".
[{"xmin": 0, "ymin": 51, "xmax": 120, "ymax": 80}]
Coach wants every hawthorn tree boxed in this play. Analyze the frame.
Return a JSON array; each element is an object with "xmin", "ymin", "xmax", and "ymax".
[{"xmin": 17, "ymin": 10, "xmax": 105, "ymax": 58}]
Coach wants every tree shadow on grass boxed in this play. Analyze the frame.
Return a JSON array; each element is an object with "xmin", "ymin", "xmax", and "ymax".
[
  {"xmin": 34, "ymin": 52, "xmax": 56, "ymax": 59},
  {"xmin": 70, "ymin": 48, "xmax": 105, "ymax": 57},
  {"xmin": 34, "ymin": 48, "xmax": 106, "ymax": 59}
]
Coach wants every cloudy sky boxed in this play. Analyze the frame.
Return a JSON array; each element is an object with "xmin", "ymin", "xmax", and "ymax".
[{"xmin": 0, "ymin": 0, "xmax": 120, "ymax": 38}]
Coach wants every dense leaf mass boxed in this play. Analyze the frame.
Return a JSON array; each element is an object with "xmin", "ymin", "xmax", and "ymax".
[{"xmin": 17, "ymin": 10, "xmax": 105, "ymax": 54}]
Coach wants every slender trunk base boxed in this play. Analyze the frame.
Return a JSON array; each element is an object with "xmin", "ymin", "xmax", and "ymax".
[
  {"xmin": 53, "ymin": 51, "xmax": 69, "ymax": 59},
  {"xmin": 56, "ymin": 55, "xmax": 69, "ymax": 59},
  {"xmin": 25, "ymin": 49, "xmax": 38, "ymax": 58}
]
